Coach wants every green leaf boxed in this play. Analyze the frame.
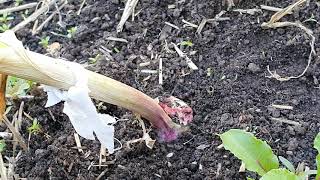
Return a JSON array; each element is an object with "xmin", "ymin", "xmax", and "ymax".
[
  {"xmin": 314, "ymin": 133, "xmax": 320, "ymax": 180},
  {"xmin": 260, "ymin": 169, "xmax": 299, "ymax": 180},
  {"xmin": 0, "ymin": 140, "xmax": 5, "ymax": 153},
  {"xmin": 220, "ymin": 129, "xmax": 279, "ymax": 176},
  {"xmin": 247, "ymin": 177, "xmax": 255, "ymax": 180},
  {"xmin": 180, "ymin": 40, "xmax": 193, "ymax": 47},
  {"xmin": 279, "ymin": 156, "xmax": 295, "ymax": 173},
  {"xmin": 6, "ymin": 76, "xmax": 32, "ymax": 97}
]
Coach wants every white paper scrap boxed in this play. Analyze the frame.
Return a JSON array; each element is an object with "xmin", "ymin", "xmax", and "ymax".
[{"xmin": 43, "ymin": 62, "xmax": 115, "ymax": 153}]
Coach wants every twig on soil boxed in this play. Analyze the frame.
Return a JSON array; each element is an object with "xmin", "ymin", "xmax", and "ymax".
[
  {"xmin": 5, "ymin": 151, "xmax": 21, "ymax": 179},
  {"xmin": 105, "ymin": 37, "xmax": 128, "ymax": 43},
  {"xmin": 77, "ymin": 0, "xmax": 86, "ymax": 15},
  {"xmin": 270, "ymin": 117, "xmax": 300, "ymax": 126},
  {"xmin": 172, "ymin": 43, "xmax": 198, "ymax": 70},
  {"xmin": 126, "ymin": 116, "xmax": 155, "ymax": 149},
  {"xmin": 216, "ymin": 163, "xmax": 222, "ymax": 177},
  {"xmin": 0, "ymin": 2, "xmax": 37, "ymax": 15},
  {"xmin": 262, "ymin": 0, "xmax": 315, "ymax": 82},
  {"xmin": 33, "ymin": 0, "xmax": 67, "ymax": 35},
  {"xmin": 141, "ymin": 69, "xmax": 158, "ymax": 74},
  {"xmin": 99, "ymin": 145, "xmax": 107, "ymax": 169},
  {"xmin": 182, "ymin": 19, "xmax": 198, "ymax": 28},
  {"xmin": 260, "ymin": 5, "xmax": 290, "ymax": 13},
  {"xmin": 12, "ymin": 0, "xmax": 60, "ymax": 32},
  {"xmin": 271, "ymin": 104, "xmax": 293, "ymax": 110},
  {"xmin": 158, "ymin": 58, "xmax": 163, "ymax": 85},
  {"xmin": 264, "ymin": 22, "xmax": 315, "ymax": 81},
  {"xmin": 164, "ymin": 22, "xmax": 180, "ymax": 30},
  {"xmin": 0, "ymin": 153, "xmax": 7, "ymax": 180},
  {"xmin": 74, "ymin": 133, "xmax": 84, "ymax": 153},
  {"xmin": 2, "ymin": 116, "xmax": 27, "ymax": 151},
  {"xmin": 196, "ymin": 11, "xmax": 228, "ymax": 35},
  {"xmin": 117, "ymin": 0, "xmax": 139, "ymax": 33},
  {"xmin": 0, "ymin": 0, "xmax": 10, "ymax": 3},
  {"xmin": 96, "ymin": 168, "xmax": 109, "ymax": 180},
  {"xmin": 233, "ymin": 8, "xmax": 262, "ymax": 15}
]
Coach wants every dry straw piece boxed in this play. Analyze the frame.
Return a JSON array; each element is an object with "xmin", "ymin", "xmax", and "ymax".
[
  {"xmin": 0, "ymin": 31, "xmax": 180, "ymax": 139},
  {"xmin": 262, "ymin": 0, "xmax": 316, "ymax": 82}
]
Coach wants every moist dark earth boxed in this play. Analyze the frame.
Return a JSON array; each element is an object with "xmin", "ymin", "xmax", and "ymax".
[{"xmin": 1, "ymin": 0, "xmax": 320, "ymax": 179}]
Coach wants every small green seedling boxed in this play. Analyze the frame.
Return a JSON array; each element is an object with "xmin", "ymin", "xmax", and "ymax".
[
  {"xmin": 220, "ymin": 129, "xmax": 318, "ymax": 179},
  {"xmin": 0, "ymin": 13, "xmax": 14, "ymax": 23},
  {"xmin": 27, "ymin": 119, "xmax": 41, "ymax": 135},
  {"xmin": 89, "ymin": 54, "xmax": 101, "ymax": 64},
  {"xmin": 303, "ymin": 14, "xmax": 318, "ymax": 23},
  {"xmin": 180, "ymin": 40, "xmax": 193, "ymax": 47},
  {"xmin": 14, "ymin": 0, "xmax": 23, "ymax": 6},
  {"xmin": 6, "ymin": 76, "xmax": 33, "ymax": 98},
  {"xmin": 38, "ymin": 36, "xmax": 50, "ymax": 49},
  {"xmin": 0, "ymin": 24, "xmax": 10, "ymax": 32},
  {"xmin": 67, "ymin": 26, "xmax": 77, "ymax": 38}
]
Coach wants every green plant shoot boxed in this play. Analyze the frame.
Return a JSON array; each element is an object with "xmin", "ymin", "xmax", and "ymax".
[
  {"xmin": 220, "ymin": 129, "xmax": 279, "ymax": 176},
  {"xmin": 89, "ymin": 54, "xmax": 101, "ymax": 64},
  {"xmin": 0, "ymin": 24, "xmax": 10, "ymax": 32},
  {"xmin": 314, "ymin": 132, "xmax": 320, "ymax": 180},
  {"xmin": 0, "ymin": 13, "xmax": 14, "ymax": 23},
  {"xmin": 180, "ymin": 40, "xmax": 193, "ymax": 47},
  {"xmin": 15, "ymin": 0, "xmax": 23, "ymax": 6},
  {"xmin": 38, "ymin": 36, "xmax": 50, "ymax": 49},
  {"xmin": 67, "ymin": 27, "xmax": 77, "ymax": 38},
  {"xmin": 27, "ymin": 119, "xmax": 41, "ymax": 135}
]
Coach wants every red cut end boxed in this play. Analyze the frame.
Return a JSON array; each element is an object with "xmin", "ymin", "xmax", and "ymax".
[{"xmin": 159, "ymin": 96, "xmax": 193, "ymax": 125}]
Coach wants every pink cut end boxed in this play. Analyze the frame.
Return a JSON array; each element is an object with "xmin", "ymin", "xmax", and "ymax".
[
  {"xmin": 158, "ymin": 128, "xmax": 178, "ymax": 142},
  {"xmin": 159, "ymin": 96, "xmax": 194, "ymax": 125}
]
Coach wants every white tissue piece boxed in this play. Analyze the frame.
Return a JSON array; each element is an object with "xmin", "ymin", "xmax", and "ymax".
[{"xmin": 43, "ymin": 62, "xmax": 115, "ymax": 154}]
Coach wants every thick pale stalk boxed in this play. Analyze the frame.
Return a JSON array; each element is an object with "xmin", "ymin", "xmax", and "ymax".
[{"xmin": 0, "ymin": 47, "xmax": 180, "ymax": 140}]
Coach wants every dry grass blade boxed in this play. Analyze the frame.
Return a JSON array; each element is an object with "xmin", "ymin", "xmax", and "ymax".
[
  {"xmin": 33, "ymin": 0, "xmax": 67, "ymax": 35},
  {"xmin": 265, "ymin": 0, "xmax": 306, "ymax": 24},
  {"xmin": 74, "ymin": 133, "xmax": 83, "ymax": 153},
  {"xmin": 12, "ymin": 0, "xmax": 61, "ymax": 32},
  {"xmin": 0, "ymin": 153, "xmax": 7, "ymax": 180},
  {"xmin": 262, "ymin": 0, "xmax": 315, "ymax": 82},
  {"xmin": 2, "ymin": 116, "xmax": 27, "ymax": 151},
  {"xmin": 0, "ymin": 2, "xmax": 38, "ymax": 14},
  {"xmin": 271, "ymin": 104, "xmax": 293, "ymax": 110},
  {"xmin": 264, "ymin": 22, "xmax": 315, "ymax": 81},
  {"xmin": 117, "ymin": 0, "xmax": 139, "ymax": 33}
]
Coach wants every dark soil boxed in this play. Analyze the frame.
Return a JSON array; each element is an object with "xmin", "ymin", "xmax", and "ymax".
[{"xmin": 1, "ymin": 0, "xmax": 320, "ymax": 179}]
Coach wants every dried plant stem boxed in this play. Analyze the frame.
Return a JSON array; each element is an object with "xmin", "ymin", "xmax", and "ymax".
[
  {"xmin": 0, "ymin": 2, "xmax": 37, "ymax": 14},
  {"xmin": 32, "ymin": 0, "xmax": 67, "ymax": 35},
  {"xmin": 12, "ymin": 0, "xmax": 60, "ymax": 32}
]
